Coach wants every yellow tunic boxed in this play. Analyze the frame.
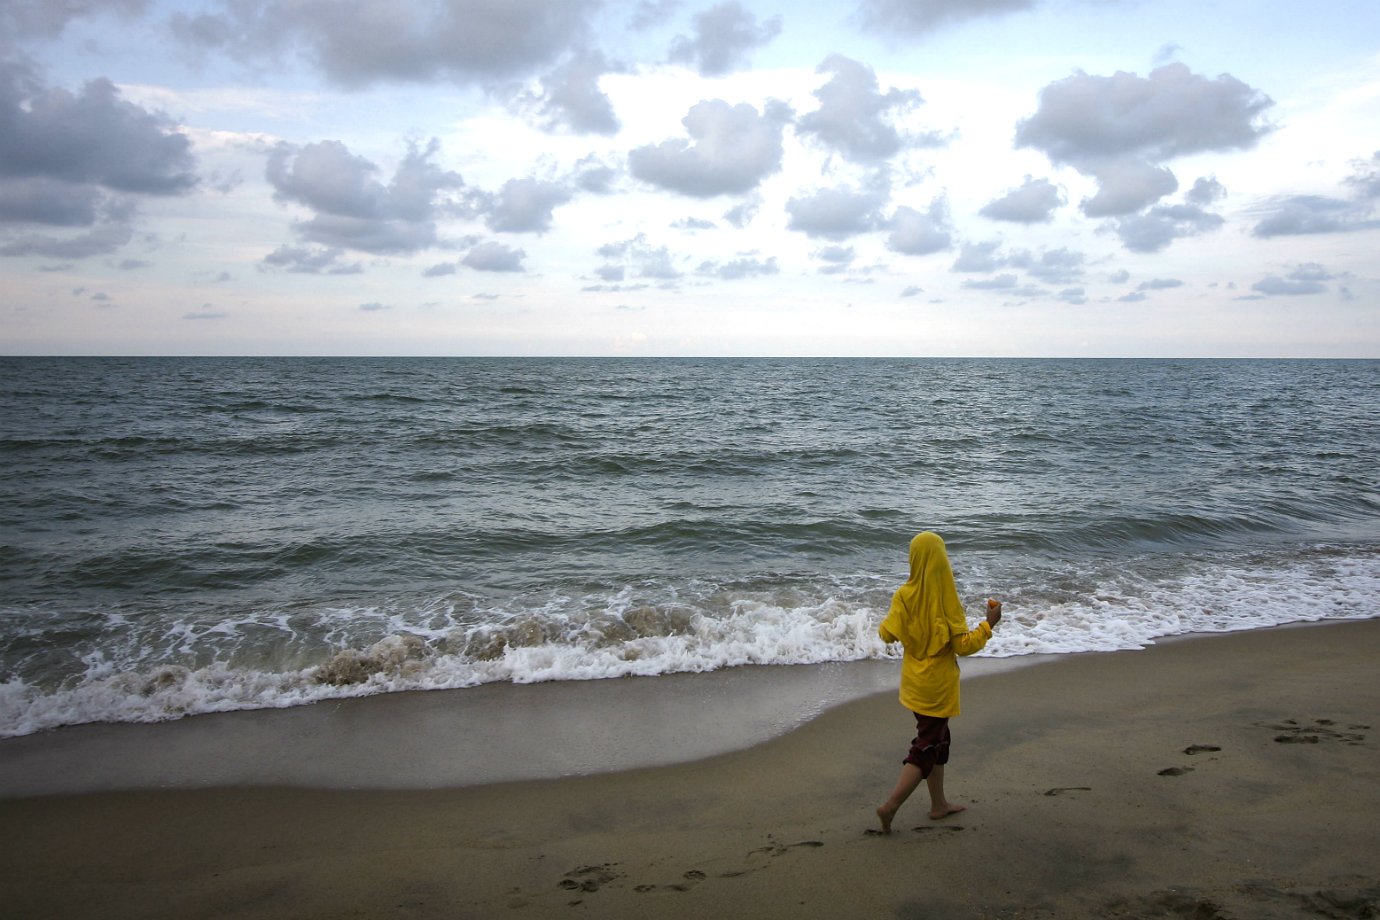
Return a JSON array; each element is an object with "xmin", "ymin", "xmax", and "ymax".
[{"xmin": 878, "ymin": 532, "xmax": 992, "ymax": 717}]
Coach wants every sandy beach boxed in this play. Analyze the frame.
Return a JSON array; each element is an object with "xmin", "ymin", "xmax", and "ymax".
[{"xmin": 2, "ymin": 619, "xmax": 1377, "ymax": 919}]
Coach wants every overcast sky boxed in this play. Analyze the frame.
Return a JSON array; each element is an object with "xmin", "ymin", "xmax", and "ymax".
[{"xmin": 2, "ymin": 0, "xmax": 1378, "ymax": 356}]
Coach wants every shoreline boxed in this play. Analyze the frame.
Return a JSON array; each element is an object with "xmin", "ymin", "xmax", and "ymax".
[
  {"xmin": 0, "ymin": 651, "xmax": 1050, "ymax": 796},
  {"xmin": 2, "ymin": 619, "xmax": 1376, "ymax": 919}
]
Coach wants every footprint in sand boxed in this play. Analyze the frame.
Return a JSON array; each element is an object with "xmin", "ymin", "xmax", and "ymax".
[
  {"xmin": 1184, "ymin": 744, "xmax": 1221, "ymax": 755},
  {"xmin": 558, "ymin": 863, "xmax": 621, "ymax": 893},
  {"xmin": 1262, "ymin": 719, "xmax": 1368, "ymax": 746},
  {"xmin": 1044, "ymin": 786, "xmax": 1092, "ymax": 796},
  {"xmin": 1158, "ymin": 766, "xmax": 1194, "ymax": 776}
]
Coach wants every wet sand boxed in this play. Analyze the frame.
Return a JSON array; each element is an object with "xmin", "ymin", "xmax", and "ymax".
[{"xmin": 2, "ymin": 619, "xmax": 1377, "ymax": 919}]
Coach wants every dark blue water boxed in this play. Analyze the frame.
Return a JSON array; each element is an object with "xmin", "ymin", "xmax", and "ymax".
[{"xmin": 2, "ymin": 357, "xmax": 1377, "ymax": 735}]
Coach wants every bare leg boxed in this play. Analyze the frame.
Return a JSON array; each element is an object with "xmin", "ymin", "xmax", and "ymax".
[
  {"xmin": 926, "ymin": 764, "xmax": 966, "ymax": 820},
  {"xmin": 875, "ymin": 763, "xmax": 923, "ymax": 834}
]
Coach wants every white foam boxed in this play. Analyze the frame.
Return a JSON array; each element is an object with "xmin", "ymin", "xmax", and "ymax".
[{"xmin": 2, "ymin": 544, "xmax": 1376, "ymax": 738}]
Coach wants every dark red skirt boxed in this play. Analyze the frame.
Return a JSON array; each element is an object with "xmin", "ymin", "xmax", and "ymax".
[{"xmin": 902, "ymin": 713, "xmax": 951, "ymax": 778}]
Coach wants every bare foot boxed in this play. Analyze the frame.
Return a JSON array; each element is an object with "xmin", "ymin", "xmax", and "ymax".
[
  {"xmin": 929, "ymin": 803, "xmax": 966, "ymax": 820},
  {"xmin": 875, "ymin": 804, "xmax": 897, "ymax": 834}
]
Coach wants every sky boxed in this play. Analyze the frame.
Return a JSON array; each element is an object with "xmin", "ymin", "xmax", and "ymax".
[{"xmin": 1, "ymin": 0, "xmax": 1378, "ymax": 357}]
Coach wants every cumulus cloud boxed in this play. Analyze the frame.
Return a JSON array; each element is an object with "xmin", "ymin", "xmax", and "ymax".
[
  {"xmin": 952, "ymin": 242, "xmax": 1084, "ymax": 283},
  {"xmin": 979, "ymin": 176, "xmax": 1064, "ymax": 223},
  {"xmin": 952, "ymin": 240, "xmax": 1003, "ymax": 273},
  {"xmin": 1251, "ymin": 263, "xmax": 1334, "ymax": 296},
  {"xmin": 597, "ymin": 233, "xmax": 683, "ymax": 281},
  {"xmin": 1345, "ymin": 151, "xmax": 1380, "ymax": 199},
  {"xmin": 266, "ymin": 137, "xmax": 461, "ymax": 253},
  {"xmin": 1138, "ymin": 277, "xmax": 1184, "ymax": 290},
  {"xmin": 0, "ymin": 59, "xmax": 196, "ymax": 257},
  {"xmin": 629, "ymin": 99, "xmax": 789, "ymax": 197},
  {"xmin": 1080, "ymin": 160, "xmax": 1178, "ymax": 217},
  {"xmin": 532, "ymin": 49, "xmax": 620, "ymax": 135},
  {"xmin": 483, "ymin": 178, "xmax": 572, "ymax": 234},
  {"xmin": 463, "ymin": 241, "xmax": 526, "ymax": 272},
  {"xmin": 1, "ymin": 0, "xmax": 148, "ymax": 40},
  {"xmin": 814, "ymin": 245, "xmax": 856, "ymax": 274},
  {"xmin": 1251, "ymin": 155, "xmax": 1380, "ymax": 237},
  {"xmin": 797, "ymin": 55, "xmax": 923, "ymax": 163},
  {"xmin": 856, "ymin": 0, "xmax": 1034, "ymax": 36},
  {"xmin": 260, "ymin": 244, "xmax": 363, "ymax": 274},
  {"xmin": 888, "ymin": 198, "xmax": 952, "ymax": 255},
  {"xmin": 1016, "ymin": 64, "xmax": 1272, "ymax": 218},
  {"xmin": 785, "ymin": 185, "xmax": 887, "ymax": 239},
  {"xmin": 1113, "ymin": 202, "xmax": 1224, "ymax": 252},
  {"xmin": 668, "ymin": 1, "xmax": 781, "ymax": 76},
  {"xmin": 1012, "ymin": 247, "xmax": 1084, "ymax": 284},
  {"xmin": 963, "ymin": 273, "xmax": 1019, "ymax": 290},
  {"xmin": 1251, "ymin": 195, "xmax": 1376, "ymax": 237},
  {"xmin": 169, "ymin": 0, "xmax": 597, "ymax": 87},
  {"xmin": 1186, "ymin": 176, "xmax": 1226, "ymax": 205},
  {"xmin": 0, "ymin": 219, "xmax": 134, "ymax": 258},
  {"xmin": 696, "ymin": 253, "xmax": 779, "ymax": 279}
]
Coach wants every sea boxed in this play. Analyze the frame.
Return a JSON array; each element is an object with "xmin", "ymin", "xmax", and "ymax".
[{"xmin": 2, "ymin": 357, "xmax": 1377, "ymax": 740}]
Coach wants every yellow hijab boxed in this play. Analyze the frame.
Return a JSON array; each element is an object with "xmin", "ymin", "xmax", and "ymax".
[{"xmin": 880, "ymin": 532, "xmax": 964, "ymax": 660}]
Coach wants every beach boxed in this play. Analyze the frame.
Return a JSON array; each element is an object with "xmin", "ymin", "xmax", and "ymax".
[{"xmin": 2, "ymin": 618, "xmax": 1377, "ymax": 919}]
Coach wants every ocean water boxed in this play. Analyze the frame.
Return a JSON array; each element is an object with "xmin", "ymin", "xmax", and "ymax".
[{"xmin": 1, "ymin": 357, "xmax": 1377, "ymax": 738}]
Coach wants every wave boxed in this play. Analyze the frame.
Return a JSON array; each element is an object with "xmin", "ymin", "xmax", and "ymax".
[{"xmin": 2, "ymin": 542, "xmax": 1375, "ymax": 738}]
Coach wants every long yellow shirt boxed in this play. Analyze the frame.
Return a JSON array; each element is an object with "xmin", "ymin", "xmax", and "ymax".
[{"xmin": 878, "ymin": 532, "xmax": 992, "ymax": 717}]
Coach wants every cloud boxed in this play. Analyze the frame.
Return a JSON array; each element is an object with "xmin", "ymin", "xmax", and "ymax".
[
  {"xmin": 183, "ymin": 307, "xmax": 228, "ymax": 320},
  {"xmin": 785, "ymin": 185, "xmax": 886, "ymax": 239},
  {"xmin": 887, "ymin": 198, "xmax": 952, "ymax": 255},
  {"xmin": 1137, "ymin": 277, "xmax": 1184, "ymax": 290},
  {"xmin": 570, "ymin": 156, "xmax": 619, "ymax": 195},
  {"xmin": 169, "ymin": 0, "xmax": 598, "ymax": 87},
  {"xmin": 0, "ymin": 59, "xmax": 196, "ymax": 258},
  {"xmin": 979, "ymin": 176, "xmax": 1064, "ymax": 223},
  {"xmin": 358, "ymin": 302, "xmax": 390, "ymax": 311},
  {"xmin": 796, "ymin": 55, "xmax": 923, "ymax": 163},
  {"xmin": 629, "ymin": 99, "xmax": 789, "ymax": 197},
  {"xmin": 484, "ymin": 178, "xmax": 572, "ymax": 233},
  {"xmin": 1251, "ymin": 263, "xmax": 1334, "ymax": 296},
  {"xmin": 668, "ymin": 1, "xmax": 781, "ymax": 76},
  {"xmin": 1016, "ymin": 64, "xmax": 1272, "ymax": 216},
  {"xmin": 532, "ymin": 49, "xmax": 620, "ymax": 135},
  {"xmin": 1080, "ymin": 160, "xmax": 1178, "ymax": 217},
  {"xmin": 1013, "ymin": 247, "xmax": 1084, "ymax": 284},
  {"xmin": 266, "ymin": 137, "xmax": 461, "ymax": 253},
  {"xmin": 1345, "ymin": 151, "xmax": 1380, "ymax": 199},
  {"xmin": 595, "ymin": 233, "xmax": 682, "ymax": 280},
  {"xmin": 673, "ymin": 216, "xmax": 716, "ymax": 230},
  {"xmin": 1251, "ymin": 195, "xmax": 1379, "ymax": 238},
  {"xmin": 1, "ymin": 0, "xmax": 148, "ymax": 40},
  {"xmin": 815, "ymin": 244, "xmax": 856, "ymax": 274},
  {"xmin": 1058, "ymin": 287, "xmax": 1086, "ymax": 304},
  {"xmin": 1118, "ymin": 291, "xmax": 1148, "ymax": 303},
  {"xmin": 696, "ymin": 254, "xmax": 779, "ymax": 279},
  {"xmin": 1252, "ymin": 276, "xmax": 1325, "ymax": 296},
  {"xmin": 900, "ymin": 285, "xmax": 923, "ymax": 297},
  {"xmin": 952, "ymin": 240, "xmax": 1003, "ymax": 273},
  {"xmin": 463, "ymin": 241, "xmax": 526, "ymax": 272},
  {"xmin": 422, "ymin": 261, "xmax": 457, "ymax": 277},
  {"xmin": 1186, "ymin": 176, "xmax": 1226, "ymax": 205},
  {"xmin": 1113, "ymin": 202, "xmax": 1224, "ymax": 252},
  {"xmin": 962, "ymin": 273, "xmax": 1019, "ymax": 290},
  {"xmin": 629, "ymin": 0, "xmax": 681, "ymax": 30},
  {"xmin": 723, "ymin": 196, "xmax": 760, "ymax": 227},
  {"xmin": 260, "ymin": 244, "xmax": 363, "ymax": 274},
  {"xmin": 856, "ymin": 0, "xmax": 1035, "ymax": 36}
]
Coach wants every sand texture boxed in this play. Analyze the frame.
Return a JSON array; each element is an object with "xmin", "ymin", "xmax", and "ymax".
[{"xmin": 2, "ymin": 619, "xmax": 1377, "ymax": 919}]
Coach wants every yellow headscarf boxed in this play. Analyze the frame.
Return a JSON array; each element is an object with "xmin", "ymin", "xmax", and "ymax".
[{"xmin": 879, "ymin": 531, "xmax": 964, "ymax": 660}]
